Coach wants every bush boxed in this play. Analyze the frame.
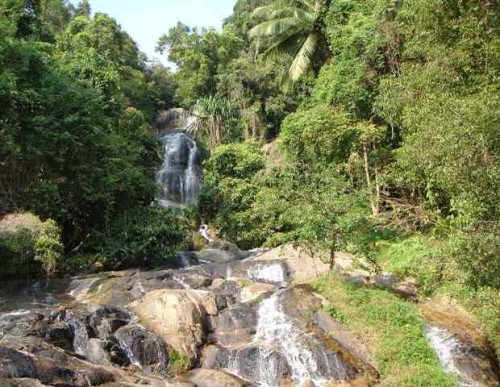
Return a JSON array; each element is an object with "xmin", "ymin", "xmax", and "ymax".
[
  {"xmin": 72, "ymin": 206, "xmax": 193, "ymax": 271},
  {"xmin": 0, "ymin": 213, "xmax": 63, "ymax": 279}
]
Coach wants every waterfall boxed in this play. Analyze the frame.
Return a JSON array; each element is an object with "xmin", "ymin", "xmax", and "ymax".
[{"xmin": 156, "ymin": 132, "xmax": 202, "ymax": 206}]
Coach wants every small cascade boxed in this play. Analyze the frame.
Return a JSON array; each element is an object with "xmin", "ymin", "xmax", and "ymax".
[
  {"xmin": 425, "ymin": 325, "xmax": 481, "ymax": 387},
  {"xmin": 226, "ymin": 293, "xmax": 353, "ymax": 386},
  {"xmin": 114, "ymin": 324, "xmax": 167, "ymax": 373},
  {"xmin": 247, "ymin": 262, "xmax": 287, "ymax": 283},
  {"xmin": 157, "ymin": 132, "xmax": 202, "ymax": 206}
]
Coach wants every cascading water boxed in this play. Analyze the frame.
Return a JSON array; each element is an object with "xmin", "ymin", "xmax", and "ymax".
[
  {"xmin": 156, "ymin": 131, "xmax": 202, "ymax": 207},
  {"xmin": 227, "ymin": 292, "xmax": 353, "ymax": 386},
  {"xmin": 425, "ymin": 325, "xmax": 480, "ymax": 387}
]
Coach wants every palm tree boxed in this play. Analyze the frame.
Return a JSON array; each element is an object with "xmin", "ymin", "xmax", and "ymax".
[{"xmin": 249, "ymin": 0, "xmax": 330, "ymax": 81}]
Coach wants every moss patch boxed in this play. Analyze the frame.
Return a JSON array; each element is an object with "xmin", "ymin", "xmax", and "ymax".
[
  {"xmin": 312, "ymin": 274, "xmax": 457, "ymax": 387},
  {"xmin": 168, "ymin": 349, "xmax": 192, "ymax": 375}
]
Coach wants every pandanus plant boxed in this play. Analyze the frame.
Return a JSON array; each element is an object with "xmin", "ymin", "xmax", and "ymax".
[
  {"xmin": 193, "ymin": 95, "xmax": 236, "ymax": 149},
  {"xmin": 249, "ymin": 0, "xmax": 331, "ymax": 81}
]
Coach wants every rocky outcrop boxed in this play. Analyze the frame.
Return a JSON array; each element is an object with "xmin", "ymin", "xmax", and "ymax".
[
  {"xmin": 239, "ymin": 282, "xmax": 275, "ymax": 303},
  {"xmin": 253, "ymin": 244, "xmax": 331, "ymax": 284},
  {"xmin": 420, "ymin": 301, "xmax": 500, "ymax": 386},
  {"xmin": 209, "ymin": 304, "xmax": 257, "ymax": 347},
  {"xmin": 0, "ymin": 339, "xmax": 116, "ymax": 386},
  {"xmin": 196, "ymin": 240, "xmax": 249, "ymax": 263},
  {"xmin": 130, "ymin": 289, "xmax": 217, "ymax": 362}
]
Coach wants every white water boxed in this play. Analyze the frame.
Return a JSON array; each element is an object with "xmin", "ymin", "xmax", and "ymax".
[
  {"xmin": 173, "ymin": 275, "xmax": 191, "ymax": 289},
  {"xmin": 227, "ymin": 293, "xmax": 335, "ymax": 386},
  {"xmin": 254, "ymin": 294, "xmax": 324, "ymax": 385},
  {"xmin": 425, "ymin": 325, "xmax": 478, "ymax": 387},
  {"xmin": 0, "ymin": 310, "xmax": 30, "ymax": 319},
  {"xmin": 156, "ymin": 132, "xmax": 202, "ymax": 206},
  {"xmin": 247, "ymin": 262, "xmax": 287, "ymax": 283}
]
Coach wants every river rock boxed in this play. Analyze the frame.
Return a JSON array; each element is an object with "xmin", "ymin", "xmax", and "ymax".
[
  {"xmin": 0, "ymin": 339, "xmax": 116, "ymax": 386},
  {"xmin": 203, "ymin": 345, "xmax": 291, "ymax": 385},
  {"xmin": 130, "ymin": 289, "xmax": 217, "ymax": 362},
  {"xmin": 210, "ymin": 280, "xmax": 242, "ymax": 310},
  {"xmin": 114, "ymin": 324, "xmax": 167, "ymax": 372},
  {"xmin": 239, "ymin": 282, "xmax": 276, "ymax": 303},
  {"xmin": 0, "ymin": 378, "xmax": 47, "ymax": 387},
  {"xmin": 196, "ymin": 240, "xmax": 249, "ymax": 263}
]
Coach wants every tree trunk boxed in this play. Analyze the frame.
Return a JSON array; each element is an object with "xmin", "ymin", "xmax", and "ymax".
[
  {"xmin": 363, "ymin": 143, "xmax": 378, "ymax": 215},
  {"xmin": 374, "ymin": 168, "xmax": 380, "ymax": 215},
  {"xmin": 329, "ymin": 247, "xmax": 335, "ymax": 272}
]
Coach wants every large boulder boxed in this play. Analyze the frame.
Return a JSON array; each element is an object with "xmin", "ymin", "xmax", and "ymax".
[
  {"xmin": 201, "ymin": 345, "xmax": 290, "ymax": 386},
  {"xmin": 196, "ymin": 241, "xmax": 249, "ymax": 263},
  {"xmin": 253, "ymin": 245, "xmax": 331, "ymax": 284},
  {"xmin": 130, "ymin": 289, "xmax": 217, "ymax": 362},
  {"xmin": 239, "ymin": 282, "xmax": 276, "ymax": 303},
  {"xmin": 0, "ymin": 339, "xmax": 116, "ymax": 386}
]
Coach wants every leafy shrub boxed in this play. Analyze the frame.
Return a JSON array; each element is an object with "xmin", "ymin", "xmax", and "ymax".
[
  {"xmin": 0, "ymin": 213, "xmax": 63, "ymax": 279},
  {"xmin": 74, "ymin": 206, "xmax": 192, "ymax": 271}
]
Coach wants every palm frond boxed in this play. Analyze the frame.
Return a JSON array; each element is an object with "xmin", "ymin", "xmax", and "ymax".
[
  {"xmin": 249, "ymin": 17, "xmax": 301, "ymax": 39},
  {"xmin": 288, "ymin": 32, "xmax": 317, "ymax": 81},
  {"xmin": 253, "ymin": 5, "xmax": 314, "ymax": 23}
]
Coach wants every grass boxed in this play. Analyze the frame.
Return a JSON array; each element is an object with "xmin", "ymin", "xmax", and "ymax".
[
  {"xmin": 377, "ymin": 234, "xmax": 500, "ymax": 361},
  {"xmin": 312, "ymin": 274, "xmax": 457, "ymax": 387},
  {"xmin": 376, "ymin": 234, "xmax": 460, "ymax": 296}
]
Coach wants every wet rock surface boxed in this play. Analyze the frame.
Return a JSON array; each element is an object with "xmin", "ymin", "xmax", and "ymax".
[
  {"xmin": 421, "ymin": 303, "xmax": 500, "ymax": 386},
  {"xmin": 1, "ymin": 243, "xmax": 497, "ymax": 386}
]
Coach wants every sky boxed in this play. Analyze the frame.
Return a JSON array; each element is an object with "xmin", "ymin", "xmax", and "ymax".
[{"xmin": 69, "ymin": 1, "xmax": 237, "ymax": 66}]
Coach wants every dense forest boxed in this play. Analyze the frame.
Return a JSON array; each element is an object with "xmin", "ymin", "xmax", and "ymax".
[{"xmin": 1, "ymin": 0, "xmax": 499, "ymax": 365}]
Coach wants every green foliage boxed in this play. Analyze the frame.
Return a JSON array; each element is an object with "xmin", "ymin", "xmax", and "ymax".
[
  {"xmin": 157, "ymin": 23, "xmax": 244, "ymax": 108},
  {"xmin": 313, "ymin": 274, "xmax": 457, "ymax": 386},
  {"xmin": 449, "ymin": 225, "xmax": 500, "ymax": 290},
  {"xmin": 0, "ymin": 214, "xmax": 63, "ymax": 279},
  {"xmin": 73, "ymin": 207, "xmax": 192, "ymax": 271},
  {"xmin": 193, "ymin": 95, "xmax": 239, "ymax": 148},
  {"xmin": 0, "ymin": 2, "xmax": 174, "ymax": 276},
  {"xmin": 279, "ymin": 103, "xmax": 355, "ymax": 164},
  {"xmin": 167, "ymin": 349, "xmax": 192, "ymax": 375},
  {"xmin": 200, "ymin": 142, "xmax": 266, "ymax": 248},
  {"xmin": 34, "ymin": 218, "xmax": 63, "ymax": 276},
  {"xmin": 249, "ymin": 0, "xmax": 331, "ymax": 81},
  {"xmin": 377, "ymin": 235, "xmax": 459, "ymax": 296}
]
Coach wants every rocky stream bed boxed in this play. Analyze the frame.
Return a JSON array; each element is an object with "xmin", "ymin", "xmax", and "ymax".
[{"xmin": 0, "ymin": 242, "xmax": 498, "ymax": 386}]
